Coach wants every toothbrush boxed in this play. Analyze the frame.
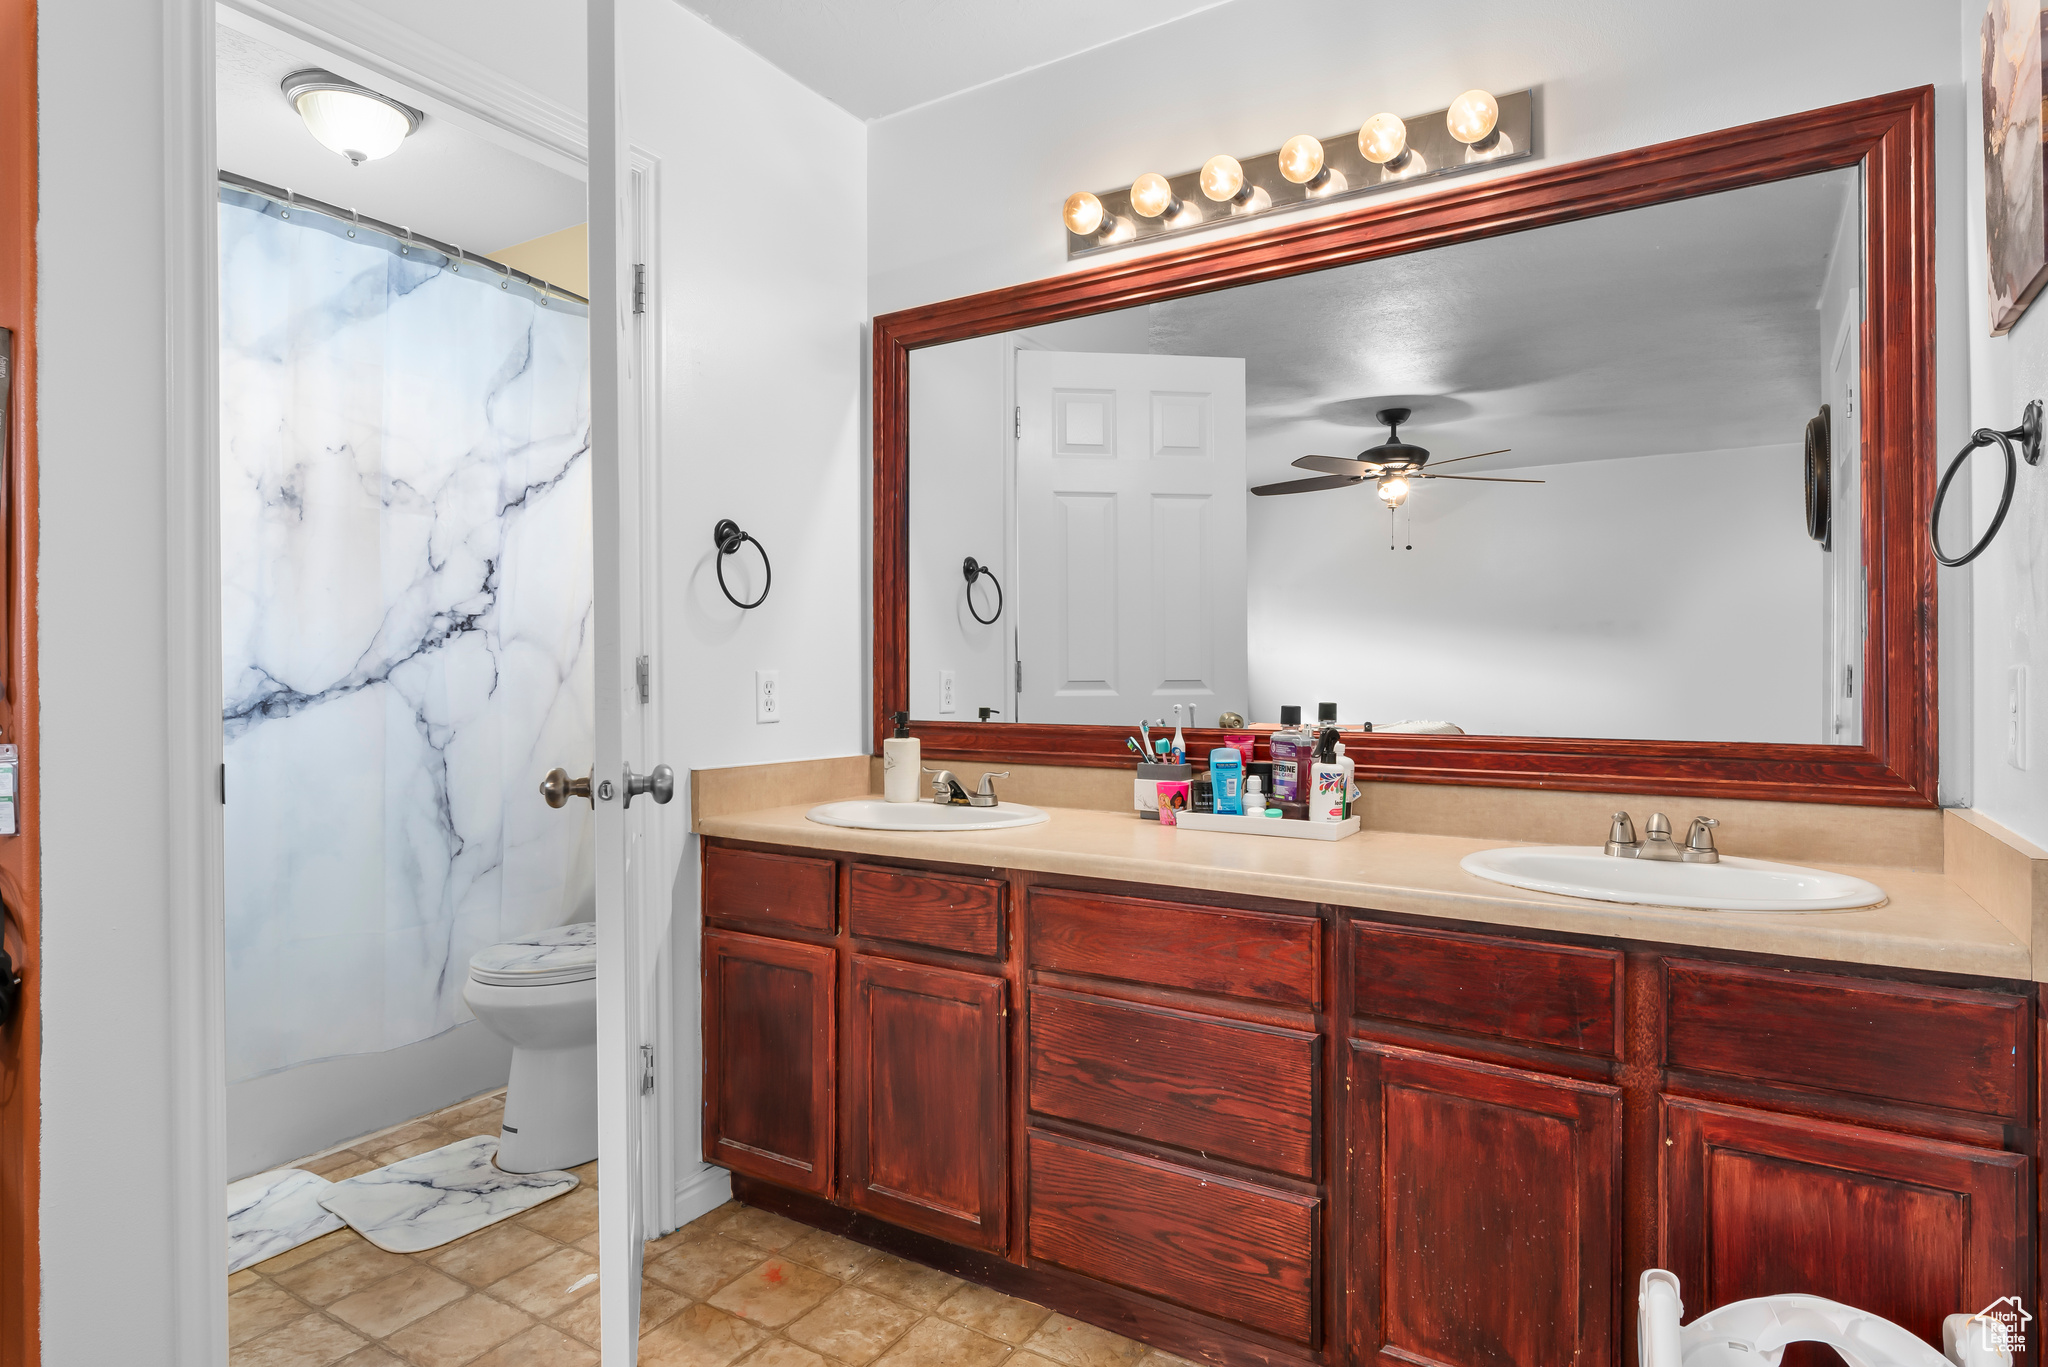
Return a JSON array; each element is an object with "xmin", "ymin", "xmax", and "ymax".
[{"xmin": 1171, "ymin": 705, "xmax": 1187, "ymax": 764}]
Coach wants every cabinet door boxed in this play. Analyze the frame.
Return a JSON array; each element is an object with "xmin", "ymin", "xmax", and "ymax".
[
  {"xmin": 703, "ymin": 930, "xmax": 836, "ymax": 1195},
  {"xmin": 1662, "ymin": 1097, "xmax": 2029, "ymax": 1367},
  {"xmin": 1348, "ymin": 1040, "xmax": 1621, "ymax": 1367},
  {"xmin": 847, "ymin": 954, "xmax": 1008, "ymax": 1249}
]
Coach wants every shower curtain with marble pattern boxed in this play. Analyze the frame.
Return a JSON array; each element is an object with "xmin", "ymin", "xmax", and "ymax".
[{"xmin": 219, "ymin": 191, "xmax": 594, "ymax": 1081}]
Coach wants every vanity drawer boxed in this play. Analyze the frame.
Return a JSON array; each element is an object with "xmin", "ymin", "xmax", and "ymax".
[
  {"xmin": 1029, "ymin": 987, "xmax": 1319, "ymax": 1178},
  {"xmin": 703, "ymin": 846, "xmax": 838, "ymax": 935},
  {"xmin": 1027, "ymin": 1128, "xmax": 1318, "ymax": 1345},
  {"xmin": 1027, "ymin": 887, "xmax": 1320, "ymax": 1008},
  {"xmin": 849, "ymin": 864, "xmax": 1003, "ymax": 957},
  {"xmin": 1352, "ymin": 921, "xmax": 1622, "ymax": 1057},
  {"xmin": 1664, "ymin": 960, "xmax": 2026, "ymax": 1122}
]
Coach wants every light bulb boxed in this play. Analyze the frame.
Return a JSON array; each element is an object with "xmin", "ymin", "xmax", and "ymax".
[
  {"xmin": 1357, "ymin": 112, "xmax": 1407, "ymax": 165},
  {"xmin": 283, "ymin": 71, "xmax": 419, "ymax": 166},
  {"xmin": 1465, "ymin": 131, "xmax": 1516, "ymax": 163},
  {"xmin": 1446, "ymin": 89, "xmax": 1500, "ymax": 145},
  {"xmin": 1278, "ymin": 135, "xmax": 1326, "ymax": 185},
  {"xmin": 1377, "ymin": 475, "xmax": 1410, "ymax": 507},
  {"xmin": 1130, "ymin": 172, "xmax": 1177, "ymax": 218},
  {"xmin": 1063, "ymin": 191, "xmax": 1105, "ymax": 236},
  {"xmin": 1200, "ymin": 155, "xmax": 1245, "ymax": 202}
]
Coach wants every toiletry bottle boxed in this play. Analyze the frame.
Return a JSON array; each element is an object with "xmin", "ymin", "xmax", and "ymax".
[
  {"xmin": 1310, "ymin": 726, "xmax": 1348, "ymax": 822},
  {"xmin": 1270, "ymin": 705, "xmax": 1308, "ymax": 803},
  {"xmin": 883, "ymin": 712, "xmax": 920, "ymax": 803},
  {"xmin": 1318, "ymin": 702, "xmax": 1339, "ymax": 729},
  {"xmin": 1335, "ymin": 741, "xmax": 1358, "ymax": 809},
  {"xmin": 1208, "ymin": 747, "xmax": 1244, "ymax": 816},
  {"xmin": 1243, "ymin": 774, "xmax": 1266, "ymax": 815},
  {"xmin": 1190, "ymin": 770, "xmax": 1214, "ymax": 814}
]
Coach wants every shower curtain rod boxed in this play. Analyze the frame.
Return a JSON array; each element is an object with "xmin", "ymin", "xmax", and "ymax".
[{"xmin": 217, "ymin": 171, "xmax": 591, "ymax": 306}]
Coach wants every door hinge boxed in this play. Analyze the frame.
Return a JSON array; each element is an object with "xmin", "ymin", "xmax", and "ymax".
[
  {"xmin": 1015, "ymin": 659, "xmax": 1022, "ymax": 692},
  {"xmin": 636, "ymin": 655, "xmax": 651, "ymax": 704},
  {"xmin": 218, "ymin": 762, "xmax": 226, "ymax": 805},
  {"xmin": 632, "ymin": 263, "xmax": 647, "ymax": 315},
  {"xmin": 1844, "ymin": 664, "xmax": 1855, "ymax": 698},
  {"xmin": 1014, "ymin": 406, "xmax": 1021, "ymax": 439},
  {"xmin": 640, "ymin": 1043, "xmax": 656, "ymax": 1095}
]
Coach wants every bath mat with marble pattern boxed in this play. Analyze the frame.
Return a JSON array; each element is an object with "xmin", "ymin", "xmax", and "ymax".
[
  {"xmin": 228, "ymin": 1167, "xmax": 346, "ymax": 1274},
  {"xmin": 317, "ymin": 1135, "xmax": 578, "ymax": 1254}
]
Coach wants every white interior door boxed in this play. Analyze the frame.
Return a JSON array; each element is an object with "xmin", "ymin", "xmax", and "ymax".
[
  {"xmin": 591, "ymin": 2, "xmax": 675, "ymax": 1359},
  {"xmin": 1821, "ymin": 303, "xmax": 1862, "ymax": 745},
  {"xmin": 1015, "ymin": 350, "xmax": 1248, "ymax": 726}
]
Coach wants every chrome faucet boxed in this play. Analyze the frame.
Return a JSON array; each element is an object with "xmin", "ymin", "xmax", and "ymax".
[
  {"xmin": 924, "ymin": 768, "xmax": 970, "ymax": 805},
  {"xmin": 969, "ymin": 772, "xmax": 1008, "ymax": 808},
  {"xmin": 1637, "ymin": 813, "xmax": 1683, "ymax": 860}
]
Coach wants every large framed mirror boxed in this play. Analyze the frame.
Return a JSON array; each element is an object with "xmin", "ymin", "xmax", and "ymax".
[{"xmin": 874, "ymin": 88, "xmax": 1935, "ymax": 805}]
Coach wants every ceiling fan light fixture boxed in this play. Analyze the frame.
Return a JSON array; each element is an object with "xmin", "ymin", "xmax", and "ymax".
[
  {"xmin": 282, "ymin": 69, "xmax": 422, "ymax": 166},
  {"xmin": 1376, "ymin": 474, "xmax": 1411, "ymax": 507}
]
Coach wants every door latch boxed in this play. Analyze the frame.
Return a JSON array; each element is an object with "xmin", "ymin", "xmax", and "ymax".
[{"xmin": 640, "ymin": 1043, "xmax": 656, "ymax": 1095}]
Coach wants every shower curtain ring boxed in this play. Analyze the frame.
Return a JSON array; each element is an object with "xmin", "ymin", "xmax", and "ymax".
[
  {"xmin": 497, "ymin": 259, "xmax": 512, "ymax": 290},
  {"xmin": 452, "ymin": 246, "xmax": 464, "ymax": 274},
  {"xmin": 347, "ymin": 207, "xmax": 360, "ymax": 240},
  {"xmin": 399, "ymin": 226, "xmax": 412, "ymax": 258},
  {"xmin": 281, "ymin": 187, "xmax": 294, "ymax": 221}
]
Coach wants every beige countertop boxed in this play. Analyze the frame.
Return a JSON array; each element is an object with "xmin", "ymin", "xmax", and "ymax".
[{"xmin": 696, "ymin": 799, "xmax": 2031, "ymax": 981}]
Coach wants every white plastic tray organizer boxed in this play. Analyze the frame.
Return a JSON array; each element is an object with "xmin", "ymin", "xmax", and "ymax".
[{"xmin": 1173, "ymin": 812, "xmax": 1361, "ymax": 840}]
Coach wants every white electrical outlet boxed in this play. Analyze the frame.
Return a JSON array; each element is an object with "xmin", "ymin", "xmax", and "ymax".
[
  {"xmin": 2009, "ymin": 665, "xmax": 2028, "ymax": 770},
  {"xmin": 756, "ymin": 669, "xmax": 780, "ymax": 724},
  {"xmin": 939, "ymin": 669, "xmax": 957, "ymax": 714}
]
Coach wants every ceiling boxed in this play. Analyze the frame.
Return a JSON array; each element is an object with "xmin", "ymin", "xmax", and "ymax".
[
  {"xmin": 1138, "ymin": 169, "xmax": 1858, "ymax": 478},
  {"xmin": 677, "ymin": 0, "xmax": 1236, "ymax": 120},
  {"xmin": 215, "ymin": 23, "xmax": 586, "ymax": 254}
]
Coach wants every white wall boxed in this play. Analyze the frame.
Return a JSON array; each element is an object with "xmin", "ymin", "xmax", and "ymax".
[
  {"xmin": 908, "ymin": 336, "xmax": 1010, "ymax": 720},
  {"xmin": 623, "ymin": 0, "xmax": 868, "ymax": 1216},
  {"xmin": 870, "ymin": 0, "xmax": 1973, "ymax": 793},
  {"xmin": 1959, "ymin": 0, "xmax": 2048, "ymax": 844},
  {"xmin": 1248, "ymin": 445, "xmax": 1821, "ymax": 741}
]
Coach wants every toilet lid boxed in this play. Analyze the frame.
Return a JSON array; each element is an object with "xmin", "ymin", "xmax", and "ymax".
[{"xmin": 468, "ymin": 922, "xmax": 597, "ymax": 986}]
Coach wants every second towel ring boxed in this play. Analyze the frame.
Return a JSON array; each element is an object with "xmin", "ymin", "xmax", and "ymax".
[
  {"xmin": 1931, "ymin": 400, "xmax": 2043, "ymax": 568},
  {"xmin": 714, "ymin": 519, "xmax": 771, "ymax": 609},
  {"xmin": 963, "ymin": 556, "xmax": 1002, "ymax": 625}
]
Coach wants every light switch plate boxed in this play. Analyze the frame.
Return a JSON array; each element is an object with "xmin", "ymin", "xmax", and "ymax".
[
  {"xmin": 756, "ymin": 669, "xmax": 779, "ymax": 724},
  {"xmin": 2009, "ymin": 665, "xmax": 2027, "ymax": 770},
  {"xmin": 939, "ymin": 670, "xmax": 956, "ymax": 714}
]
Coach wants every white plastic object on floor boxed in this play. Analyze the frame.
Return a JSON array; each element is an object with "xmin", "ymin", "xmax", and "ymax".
[{"xmin": 1638, "ymin": 1270, "xmax": 2012, "ymax": 1367}]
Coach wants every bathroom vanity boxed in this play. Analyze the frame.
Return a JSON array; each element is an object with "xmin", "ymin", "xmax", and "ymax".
[{"xmin": 695, "ymin": 813, "xmax": 2037, "ymax": 1367}]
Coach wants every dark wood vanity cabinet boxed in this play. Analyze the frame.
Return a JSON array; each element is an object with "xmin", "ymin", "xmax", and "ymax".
[
  {"xmin": 845, "ymin": 954, "xmax": 1008, "ymax": 1249},
  {"xmin": 701, "ymin": 838, "xmax": 2040, "ymax": 1367}
]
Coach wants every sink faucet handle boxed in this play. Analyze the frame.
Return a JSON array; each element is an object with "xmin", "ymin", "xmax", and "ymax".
[
  {"xmin": 1683, "ymin": 817, "xmax": 1721, "ymax": 864},
  {"xmin": 1605, "ymin": 811, "xmax": 1640, "ymax": 858},
  {"xmin": 923, "ymin": 767, "xmax": 969, "ymax": 805},
  {"xmin": 970, "ymin": 771, "xmax": 1009, "ymax": 807}
]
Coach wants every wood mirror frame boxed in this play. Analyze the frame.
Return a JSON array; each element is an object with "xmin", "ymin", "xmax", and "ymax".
[{"xmin": 873, "ymin": 87, "xmax": 1935, "ymax": 806}]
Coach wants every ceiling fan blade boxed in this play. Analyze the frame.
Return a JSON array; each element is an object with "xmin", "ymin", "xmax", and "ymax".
[
  {"xmin": 1251, "ymin": 473, "xmax": 1366, "ymax": 496},
  {"xmin": 1416, "ymin": 473, "xmax": 1545, "ymax": 484},
  {"xmin": 1421, "ymin": 448, "xmax": 1512, "ymax": 469},
  {"xmin": 1292, "ymin": 453, "xmax": 1381, "ymax": 476}
]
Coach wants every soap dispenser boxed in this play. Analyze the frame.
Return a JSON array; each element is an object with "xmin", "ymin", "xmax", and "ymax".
[{"xmin": 884, "ymin": 712, "xmax": 920, "ymax": 803}]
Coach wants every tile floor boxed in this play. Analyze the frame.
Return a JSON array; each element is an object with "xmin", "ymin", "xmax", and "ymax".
[{"xmin": 231, "ymin": 1092, "xmax": 1194, "ymax": 1367}]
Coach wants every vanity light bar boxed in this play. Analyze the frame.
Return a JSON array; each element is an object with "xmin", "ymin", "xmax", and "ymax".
[{"xmin": 1063, "ymin": 89, "xmax": 1534, "ymax": 259}]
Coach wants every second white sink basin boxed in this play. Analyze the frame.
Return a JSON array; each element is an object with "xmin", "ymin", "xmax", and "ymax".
[
  {"xmin": 1460, "ymin": 845, "xmax": 1885, "ymax": 912},
  {"xmin": 807, "ymin": 799, "xmax": 1050, "ymax": 832}
]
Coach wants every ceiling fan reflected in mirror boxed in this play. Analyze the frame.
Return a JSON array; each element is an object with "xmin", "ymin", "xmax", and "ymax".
[{"xmin": 1249, "ymin": 407, "xmax": 1544, "ymax": 505}]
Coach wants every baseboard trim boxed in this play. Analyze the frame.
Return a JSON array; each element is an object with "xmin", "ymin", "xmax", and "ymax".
[{"xmin": 673, "ymin": 1163, "xmax": 733, "ymax": 1229}]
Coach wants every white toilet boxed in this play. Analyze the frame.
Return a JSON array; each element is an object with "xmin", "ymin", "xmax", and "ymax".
[{"xmin": 463, "ymin": 922, "xmax": 597, "ymax": 1174}]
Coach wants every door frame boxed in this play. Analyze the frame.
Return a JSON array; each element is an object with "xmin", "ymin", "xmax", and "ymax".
[{"xmin": 161, "ymin": 4, "xmax": 655, "ymax": 1362}]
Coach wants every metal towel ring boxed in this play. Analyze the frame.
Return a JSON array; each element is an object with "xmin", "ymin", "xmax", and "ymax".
[
  {"xmin": 1931, "ymin": 400, "xmax": 2043, "ymax": 567},
  {"xmin": 963, "ymin": 556, "xmax": 1003, "ymax": 625},
  {"xmin": 714, "ymin": 519, "xmax": 771, "ymax": 609}
]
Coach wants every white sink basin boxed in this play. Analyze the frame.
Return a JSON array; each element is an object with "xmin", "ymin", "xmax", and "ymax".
[
  {"xmin": 1459, "ymin": 845, "xmax": 1885, "ymax": 912},
  {"xmin": 807, "ymin": 799, "xmax": 1050, "ymax": 832}
]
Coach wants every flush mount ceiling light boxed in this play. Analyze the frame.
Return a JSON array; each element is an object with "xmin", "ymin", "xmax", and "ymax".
[
  {"xmin": 282, "ymin": 69, "xmax": 423, "ymax": 166},
  {"xmin": 1061, "ymin": 88, "xmax": 1532, "ymax": 257}
]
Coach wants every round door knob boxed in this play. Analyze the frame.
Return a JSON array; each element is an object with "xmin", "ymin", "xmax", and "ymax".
[
  {"xmin": 540, "ymin": 767, "xmax": 594, "ymax": 808},
  {"xmin": 624, "ymin": 763, "xmax": 675, "ymax": 808}
]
